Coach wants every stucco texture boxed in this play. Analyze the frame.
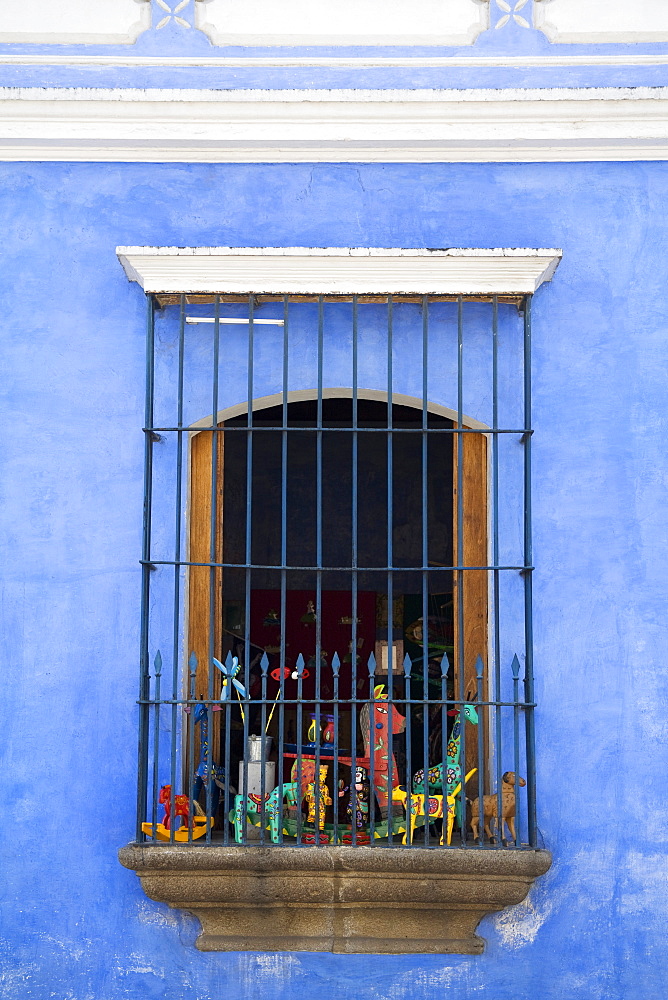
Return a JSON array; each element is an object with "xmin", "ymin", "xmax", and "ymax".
[{"xmin": 1, "ymin": 161, "xmax": 667, "ymax": 999}]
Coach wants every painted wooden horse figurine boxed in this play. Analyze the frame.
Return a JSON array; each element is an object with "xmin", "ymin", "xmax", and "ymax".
[
  {"xmin": 412, "ymin": 702, "xmax": 479, "ymax": 797},
  {"xmin": 159, "ymin": 784, "xmax": 204, "ymax": 830},
  {"xmin": 141, "ymin": 784, "xmax": 211, "ymax": 841},
  {"xmin": 361, "ymin": 684, "xmax": 406, "ymax": 818}
]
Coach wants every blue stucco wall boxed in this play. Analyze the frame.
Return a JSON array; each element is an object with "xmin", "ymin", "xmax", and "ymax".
[{"xmin": 2, "ymin": 160, "xmax": 667, "ymax": 999}]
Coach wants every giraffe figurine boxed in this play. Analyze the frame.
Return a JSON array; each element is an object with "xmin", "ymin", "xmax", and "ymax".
[{"xmin": 412, "ymin": 703, "xmax": 479, "ymax": 798}]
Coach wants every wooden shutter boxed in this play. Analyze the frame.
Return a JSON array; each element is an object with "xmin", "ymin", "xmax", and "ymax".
[{"xmin": 453, "ymin": 428, "xmax": 488, "ymax": 775}]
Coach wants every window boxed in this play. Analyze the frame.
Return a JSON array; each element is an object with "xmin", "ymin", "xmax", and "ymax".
[{"xmin": 123, "ymin": 248, "xmax": 559, "ymax": 853}]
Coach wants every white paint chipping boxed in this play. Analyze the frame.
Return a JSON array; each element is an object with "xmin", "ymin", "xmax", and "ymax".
[{"xmin": 493, "ymin": 894, "xmax": 554, "ymax": 948}]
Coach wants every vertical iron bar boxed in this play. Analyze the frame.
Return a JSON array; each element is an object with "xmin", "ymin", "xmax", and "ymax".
[
  {"xmin": 403, "ymin": 653, "xmax": 413, "ymax": 843},
  {"xmin": 223, "ymin": 677, "xmax": 231, "ymax": 845},
  {"xmin": 188, "ymin": 652, "xmax": 197, "ymax": 844},
  {"xmin": 475, "ymin": 654, "xmax": 485, "ymax": 846},
  {"xmin": 440, "ymin": 654, "xmax": 449, "ymax": 846},
  {"xmin": 368, "ymin": 653, "xmax": 377, "ymax": 842},
  {"xmin": 492, "ymin": 295, "xmax": 503, "ymax": 846},
  {"xmin": 151, "ymin": 651, "xmax": 162, "ymax": 835},
  {"xmin": 278, "ymin": 296, "xmax": 289, "ymax": 845},
  {"xmin": 171, "ymin": 293, "xmax": 186, "ymax": 844},
  {"xmin": 314, "ymin": 296, "xmax": 324, "ymax": 842},
  {"xmin": 457, "ymin": 296, "xmax": 466, "ymax": 846},
  {"xmin": 296, "ymin": 654, "xmax": 304, "ymax": 845},
  {"xmin": 242, "ymin": 294, "xmax": 254, "ymax": 844},
  {"xmin": 421, "ymin": 296, "xmax": 429, "ymax": 847},
  {"xmin": 511, "ymin": 653, "xmax": 521, "ymax": 847},
  {"xmin": 386, "ymin": 295, "xmax": 394, "ymax": 846},
  {"xmin": 259, "ymin": 652, "xmax": 269, "ymax": 843},
  {"xmin": 137, "ymin": 293, "xmax": 155, "ymax": 840},
  {"xmin": 332, "ymin": 652, "xmax": 340, "ymax": 844},
  {"xmin": 205, "ymin": 294, "xmax": 221, "ymax": 844},
  {"xmin": 523, "ymin": 295, "xmax": 537, "ymax": 847},
  {"xmin": 351, "ymin": 295, "xmax": 359, "ymax": 846}
]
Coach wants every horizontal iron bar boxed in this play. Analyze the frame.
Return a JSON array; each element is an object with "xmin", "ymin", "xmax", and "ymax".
[
  {"xmin": 144, "ymin": 426, "xmax": 533, "ymax": 435},
  {"xmin": 151, "ymin": 841, "xmax": 535, "ymax": 851},
  {"xmin": 139, "ymin": 698, "xmax": 536, "ymax": 708},
  {"xmin": 141, "ymin": 559, "xmax": 533, "ymax": 571}
]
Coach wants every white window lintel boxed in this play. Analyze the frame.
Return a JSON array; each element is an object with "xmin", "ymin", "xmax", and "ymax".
[{"xmin": 116, "ymin": 246, "xmax": 562, "ymax": 296}]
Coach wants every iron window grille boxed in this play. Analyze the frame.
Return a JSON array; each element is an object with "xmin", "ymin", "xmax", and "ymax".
[{"xmin": 136, "ymin": 284, "xmax": 539, "ymax": 851}]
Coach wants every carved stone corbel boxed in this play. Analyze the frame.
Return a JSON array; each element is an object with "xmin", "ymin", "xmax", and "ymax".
[{"xmin": 119, "ymin": 843, "xmax": 551, "ymax": 954}]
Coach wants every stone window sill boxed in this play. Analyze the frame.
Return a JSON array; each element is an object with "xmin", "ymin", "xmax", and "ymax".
[{"xmin": 119, "ymin": 843, "xmax": 551, "ymax": 954}]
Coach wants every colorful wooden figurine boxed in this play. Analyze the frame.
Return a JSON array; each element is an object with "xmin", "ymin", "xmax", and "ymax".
[
  {"xmin": 159, "ymin": 784, "xmax": 190, "ymax": 830},
  {"xmin": 347, "ymin": 765, "xmax": 370, "ymax": 832},
  {"xmin": 412, "ymin": 703, "xmax": 479, "ymax": 799},
  {"xmin": 470, "ymin": 771, "xmax": 526, "ymax": 843},
  {"xmin": 392, "ymin": 787, "xmax": 445, "ymax": 846},
  {"xmin": 304, "ymin": 765, "xmax": 331, "ymax": 829},
  {"xmin": 231, "ymin": 782, "xmax": 303, "ymax": 843},
  {"xmin": 360, "ymin": 685, "xmax": 406, "ymax": 817},
  {"xmin": 231, "ymin": 791, "xmax": 273, "ymax": 843},
  {"xmin": 444, "ymin": 769, "xmax": 477, "ymax": 845},
  {"xmin": 141, "ymin": 784, "xmax": 213, "ymax": 842},
  {"xmin": 267, "ymin": 782, "xmax": 300, "ymax": 842},
  {"xmin": 392, "ymin": 768, "xmax": 476, "ymax": 845}
]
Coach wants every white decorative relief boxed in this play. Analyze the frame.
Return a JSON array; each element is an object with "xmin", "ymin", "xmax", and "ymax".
[
  {"xmin": 155, "ymin": 0, "xmax": 191, "ymax": 30},
  {"xmin": 0, "ymin": 0, "xmax": 151, "ymax": 45},
  {"xmin": 534, "ymin": 0, "xmax": 668, "ymax": 44},
  {"xmin": 194, "ymin": 0, "xmax": 489, "ymax": 47},
  {"xmin": 495, "ymin": 0, "xmax": 531, "ymax": 30}
]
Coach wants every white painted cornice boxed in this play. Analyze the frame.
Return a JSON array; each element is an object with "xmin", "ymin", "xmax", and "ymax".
[
  {"xmin": 1, "ymin": 54, "xmax": 668, "ymax": 68},
  {"xmin": 116, "ymin": 246, "xmax": 562, "ymax": 295},
  {"xmin": 2, "ymin": 87, "xmax": 668, "ymax": 163}
]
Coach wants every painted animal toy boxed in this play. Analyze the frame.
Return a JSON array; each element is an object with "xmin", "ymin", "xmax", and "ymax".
[
  {"xmin": 231, "ymin": 782, "xmax": 300, "ymax": 843},
  {"xmin": 141, "ymin": 786, "xmax": 211, "ymax": 842},
  {"xmin": 470, "ymin": 771, "xmax": 526, "ymax": 842},
  {"xmin": 304, "ymin": 766, "xmax": 332, "ymax": 829},
  {"xmin": 393, "ymin": 768, "xmax": 476, "ymax": 845},
  {"xmin": 412, "ymin": 703, "xmax": 479, "ymax": 797},
  {"xmin": 267, "ymin": 782, "xmax": 299, "ymax": 842},
  {"xmin": 158, "ymin": 784, "xmax": 204, "ymax": 830},
  {"xmin": 360, "ymin": 685, "xmax": 406, "ymax": 818}
]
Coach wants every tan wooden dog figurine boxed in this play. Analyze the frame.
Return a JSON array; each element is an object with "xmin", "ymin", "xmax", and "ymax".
[{"xmin": 470, "ymin": 771, "xmax": 526, "ymax": 842}]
